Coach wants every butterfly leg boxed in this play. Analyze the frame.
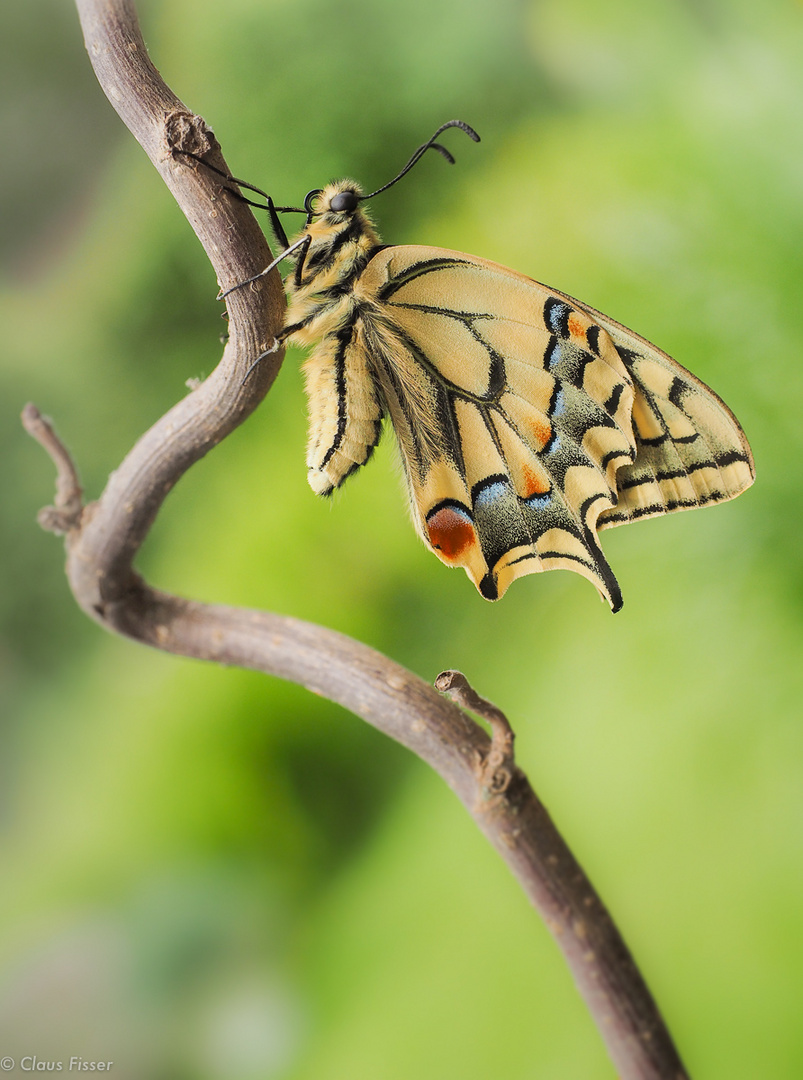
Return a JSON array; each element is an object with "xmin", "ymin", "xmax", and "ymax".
[
  {"xmin": 174, "ymin": 148, "xmax": 276, "ymax": 212},
  {"xmin": 240, "ymin": 293, "xmax": 349, "ymax": 385},
  {"xmin": 218, "ymin": 235, "xmax": 310, "ymax": 301},
  {"xmin": 241, "ymin": 336, "xmax": 288, "ymax": 385}
]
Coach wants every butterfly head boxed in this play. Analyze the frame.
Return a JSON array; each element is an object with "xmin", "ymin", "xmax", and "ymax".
[
  {"xmin": 306, "ymin": 180, "xmax": 364, "ymax": 218},
  {"xmin": 297, "ymin": 180, "xmax": 378, "ymax": 254},
  {"xmin": 304, "ymin": 180, "xmax": 367, "ymax": 223}
]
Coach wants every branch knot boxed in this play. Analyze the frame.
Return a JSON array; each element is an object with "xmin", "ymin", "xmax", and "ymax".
[{"xmin": 165, "ymin": 109, "xmax": 215, "ymax": 158}]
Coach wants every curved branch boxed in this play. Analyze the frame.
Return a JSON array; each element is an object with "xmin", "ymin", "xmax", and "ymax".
[{"xmin": 24, "ymin": 2, "xmax": 690, "ymax": 1077}]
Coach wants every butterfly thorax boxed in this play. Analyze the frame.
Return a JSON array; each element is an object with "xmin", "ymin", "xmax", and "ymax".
[{"xmin": 283, "ymin": 181, "xmax": 381, "ymax": 348}]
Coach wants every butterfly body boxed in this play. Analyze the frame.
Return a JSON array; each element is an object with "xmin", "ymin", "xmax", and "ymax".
[{"xmin": 276, "ymin": 177, "xmax": 754, "ymax": 611}]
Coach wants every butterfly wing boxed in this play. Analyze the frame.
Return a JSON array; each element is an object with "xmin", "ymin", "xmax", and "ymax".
[
  {"xmin": 303, "ymin": 244, "xmax": 753, "ymax": 609},
  {"xmin": 567, "ymin": 301, "xmax": 756, "ymax": 529},
  {"xmin": 354, "ymin": 247, "xmax": 648, "ymax": 609}
]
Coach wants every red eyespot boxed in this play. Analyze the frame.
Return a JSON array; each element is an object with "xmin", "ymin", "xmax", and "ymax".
[{"xmin": 426, "ymin": 505, "xmax": 477, "ymax": 561}]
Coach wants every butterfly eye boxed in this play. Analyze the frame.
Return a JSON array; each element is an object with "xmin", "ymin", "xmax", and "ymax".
[{"xmin": 329, "ymin": 190, "xmax": 360, "ymax": 213}]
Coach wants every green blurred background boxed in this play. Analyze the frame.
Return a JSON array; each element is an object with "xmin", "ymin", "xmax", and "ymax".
[{"xmin": 2, "ymin": 0, "xmax": 801, "ymax": 1076}]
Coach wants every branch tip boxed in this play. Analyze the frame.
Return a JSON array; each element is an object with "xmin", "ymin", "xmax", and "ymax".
[
  {"xmin": 22, "ymin": 403, "xmax": 84, "ymax": 532},
  {"xmin": 435, "ymin": 670, "xmax": 515, "ymax": 795}
]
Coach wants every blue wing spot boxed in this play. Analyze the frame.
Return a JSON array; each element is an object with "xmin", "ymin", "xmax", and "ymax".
[
  {"xmin": 552, "ymin": 387, "xmax": 566, "ymax": 417},
  {"xmin": 545, "ymin": 339, "xmax": 563, "ymax": 370},
  {"xmin": 544, "ymin": 298, "xmax": 571, "ymax": 336},
  {"xmin": 546, "ymin": 432, "xmax": 561, "ymax": 455},
  {"xmin": 473, "ymin": 479, "xmax": 508, "ymax": 510},
  {"xmin": 524, "ymin": 492, "xmax": 551, "ymax": 511}
]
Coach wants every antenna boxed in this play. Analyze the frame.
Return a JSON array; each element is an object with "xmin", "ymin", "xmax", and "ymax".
[{"xmin": 362, "ymin": 120, "xmax": 480, "ymax": 201}]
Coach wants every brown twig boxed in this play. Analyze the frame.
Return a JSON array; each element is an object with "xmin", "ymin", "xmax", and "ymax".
[
  {"xmin": 21, "ymin": 403, "xmax": 84, "ymax": 534},
  {"xmin": 436, "ymin": 669, "xmax": 516, "ymax": 799},
  {"xmin": 24, "ymin": 1, "xmax": 690, "ymax": 1076}
]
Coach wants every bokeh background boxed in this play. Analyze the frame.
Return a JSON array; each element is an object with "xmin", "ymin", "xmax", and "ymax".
[{"xmin": 2, "ymin": 0, "xmax": 802, "ymax": 1076}]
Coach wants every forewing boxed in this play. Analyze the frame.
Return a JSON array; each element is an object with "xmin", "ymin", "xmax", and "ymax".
[
  {"xmin": 568, "ymin": 304, "xmax": 756, "ymax": 528},
  {"xmin": 358, "ymin": 247, "xmax": 640, "ymax": 609}
]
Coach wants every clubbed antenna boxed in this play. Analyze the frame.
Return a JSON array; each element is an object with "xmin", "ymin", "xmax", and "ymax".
[{"xmin": 362, "ymin": 120, "xmax": 480, "ymax": 201}]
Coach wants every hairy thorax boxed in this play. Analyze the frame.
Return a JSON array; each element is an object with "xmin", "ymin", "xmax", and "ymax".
[{"xmin": 283, "ymin": 183, "xmax": 381, "ymax": 348}]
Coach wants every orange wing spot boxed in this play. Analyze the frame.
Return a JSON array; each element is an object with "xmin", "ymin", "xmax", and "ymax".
[
  {"xmin": 529, "ymin": 415, "xmax": 552, "ymax": 449},
  {"xmin": 567, "ymin": 313, "xmax": 588, "ymax": 342},
  {"xmin": 426, "ymin": 506, "xmax": 477, "ymax": 562},
  {"xmin": 521, "ymin": 466, "xmax": 551, "ymax": 498}
]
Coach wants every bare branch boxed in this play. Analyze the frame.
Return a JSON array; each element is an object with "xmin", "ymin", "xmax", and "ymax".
[{"xmin": 22, "ymin": 1, "xmax": 691, "ymax": 1077}]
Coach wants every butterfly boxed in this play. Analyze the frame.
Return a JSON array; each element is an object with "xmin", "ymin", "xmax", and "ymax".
[{"xmin": 219, "ymin": 120, "xmax": 755, "ymax": 612}]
